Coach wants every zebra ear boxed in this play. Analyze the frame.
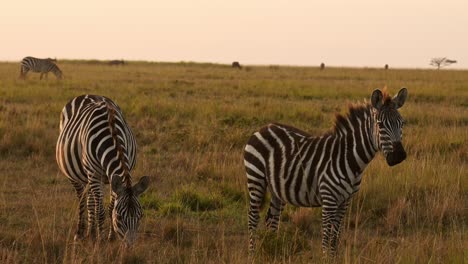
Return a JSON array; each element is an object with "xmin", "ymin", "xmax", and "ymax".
[
  {"xmin": 393, "ymin": 88, "xmax": 408, "ymax": 109},
  {"xmin": 371, "ymin": 89, "xmax": 383, "ymax": 110},
  {"xmin": 133, "ymin": 176, "xmax": 149, "ymax": 197},
  {"xmin": 111, "ymin": 176, "xmax": 125, "ymax": 195}
]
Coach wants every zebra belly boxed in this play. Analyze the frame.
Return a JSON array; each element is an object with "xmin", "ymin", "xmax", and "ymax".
[{"xmin": 267, "ymin": 170, "xmax": 322, "ymax": 208}]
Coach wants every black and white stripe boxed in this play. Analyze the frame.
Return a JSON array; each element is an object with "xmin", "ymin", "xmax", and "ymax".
[
  {"xmin": 56, "ymin": 95, "xmax": 149, "ymax": 245},
  {"xmin": 244, "ymin": 88, "xmax": 408, "ymax": 256},
  {"xmin": 20, "ymin": 56, "xmax": 62, "ymax": 79}
]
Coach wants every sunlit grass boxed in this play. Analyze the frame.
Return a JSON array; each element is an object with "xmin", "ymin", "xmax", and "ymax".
[{"xmin": 0, "ymin": 61, "xmax": 466, "ymax": 263}]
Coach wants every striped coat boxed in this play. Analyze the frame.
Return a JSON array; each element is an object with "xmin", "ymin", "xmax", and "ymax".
[
  {"xmin": 20, "ymin": 56, "xmax": 62, "ymax": 79},
  {"xmin": 244, "ymin": 88, "xmax": 408, "ymax": 256},
  {"xmin": 56, "ymin": 95, "xmax": 149, "ymax": 245}
]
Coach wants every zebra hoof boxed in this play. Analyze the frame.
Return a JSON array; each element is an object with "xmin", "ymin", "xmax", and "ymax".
[
  {"xmin": 74, "ymin": 232, "xmax": 85, "ymax": 241},
  {"xmin": 108, "ymin": 233, "xmax": 116, "ymax": 241}
]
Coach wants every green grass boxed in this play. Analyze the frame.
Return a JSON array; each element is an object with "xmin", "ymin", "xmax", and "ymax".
[{"xmin": 0, "ymin": 61, "xmax": 466, "ymax": 263}]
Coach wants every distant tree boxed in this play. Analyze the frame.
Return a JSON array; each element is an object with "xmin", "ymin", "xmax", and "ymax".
[
  {"xmin": 320, "ymin": 62, "xmax": 325, "ymax": 70},
  {"xmin": 430, "ymin": 57, "xmax": 457, "ymax": 70},
  {"xmin": 384, "ymin": 64, "xmax": 389, "ymax": 70}
]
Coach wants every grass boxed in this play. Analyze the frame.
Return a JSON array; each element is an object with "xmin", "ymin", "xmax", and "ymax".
[{"xmin": 0, "ymin": 61, "xmax": 466, "ymax": 263}]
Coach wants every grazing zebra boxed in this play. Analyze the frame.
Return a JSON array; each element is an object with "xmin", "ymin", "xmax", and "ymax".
[
  {"xmin": 20, "ymin": 56, "xmax": 62, "ymax": 80},
  {"xmin": 232, "ymin": 61, "xmax": 242, "ymax": 69},
  {"xmin": 56, "ymin": 95, "xmax": 149, "ymax": 245},
  {"xmin": 244, "ymin": 88, "xmax": 408, "ymax": 256}
]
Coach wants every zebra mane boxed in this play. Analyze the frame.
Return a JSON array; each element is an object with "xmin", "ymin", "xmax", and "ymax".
[
  {"xmin": 381, "ymin": 86, "xmax": 392, "ymax": 105},
  {"xmin": 107, "ymin": 102, "xmax": 132, "ymax": 189},
  {"xmin": 332, "ymin": 102, "xmax": 372, "ymax": 135}
]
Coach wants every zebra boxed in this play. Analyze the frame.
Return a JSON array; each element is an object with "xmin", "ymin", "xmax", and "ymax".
[
  {"xmin": 56, "ymin": 95, "xmax": 149, "ymax": 245},
  {"xmin": 20, "ymin": 56, "xmax": 62, "ymax": 80},
  {"xmin": 244, "ymin": 88, "xmax": 408, "ymax": 256}
]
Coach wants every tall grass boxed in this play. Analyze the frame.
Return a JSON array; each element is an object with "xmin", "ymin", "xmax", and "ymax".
[{"xmin": 0, "ymin": 61, "xmax": 466, "ymax": 263}]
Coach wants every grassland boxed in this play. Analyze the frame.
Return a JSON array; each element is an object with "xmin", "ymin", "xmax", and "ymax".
[{"xmin": 0, "ymin": 61, "xmax": 466, "ymax": 263}]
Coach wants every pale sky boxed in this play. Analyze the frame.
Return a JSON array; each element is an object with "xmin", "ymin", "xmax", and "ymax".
[{"xmin": 2, "ymin": 0, "xmax": 467, "ymax": 68}]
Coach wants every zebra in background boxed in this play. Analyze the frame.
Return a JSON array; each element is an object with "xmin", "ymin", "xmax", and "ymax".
[
  {"xmin": 244, "ymin": 88, "xmax": 408, "ymax": 256},
  {"xmin": 20, "ymin": 56, "xmax": 62, "ymax": 80},
  {"xmin": 56, "ymin": 95, "xmax": 149, "ymax": 245}
]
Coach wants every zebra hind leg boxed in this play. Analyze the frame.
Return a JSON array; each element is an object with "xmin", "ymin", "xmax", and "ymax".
[
  {"xmin": 247, "ymin": 177, "xmax": 267, "ymax": 253},
  {"xmin": 19, "ymin": 67, "xmax": 28, "ymax": 79},
  {"xmin": 265, "ymin": 194, "xmax": 285, "ymax": 231}
]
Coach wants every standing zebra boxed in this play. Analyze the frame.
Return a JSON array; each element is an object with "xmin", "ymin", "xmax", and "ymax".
[
  {"xmin": 56, "ymin": 95, "xmax": 149, "ymax": 245},
  {"xmin": 20, "ymin": 56, "xmax": 62, "ymax": 80},
  {"xmin": 244, "ymin": 88, "xmax": 408, "ymax": 256}
]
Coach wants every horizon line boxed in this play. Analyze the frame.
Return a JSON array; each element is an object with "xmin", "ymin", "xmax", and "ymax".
[{"xmin": 1, "ymin": 58, "xmax": 466, "ymax": 71}]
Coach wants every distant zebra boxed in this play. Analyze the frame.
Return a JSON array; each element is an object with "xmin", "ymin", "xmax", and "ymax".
[
  {"xmin": 109, "ymin": 60, "xmax": 125, "ymax": 66},
  {"xmin": 232, "ymin": 61, "xmax": 242, "ymax": 69},
  {"xmin": 244, "ymin": 88, "xmax": 408, "ymax": 256},
  {"xmin": 56, "ymin": 95, "xmax": 149, "ymax": 245},
  {"xmin": 20, "ymin": 56, "xmax": 62, "ymax": 80},
  {"xmin": 320, "ymin": 62, "xmax": 325, "ymax": 70}
]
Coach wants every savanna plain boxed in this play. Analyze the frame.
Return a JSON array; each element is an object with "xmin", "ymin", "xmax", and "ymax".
[{"xmin": 0, "ymin": 61, "xmax": 466, "ymax": 263}]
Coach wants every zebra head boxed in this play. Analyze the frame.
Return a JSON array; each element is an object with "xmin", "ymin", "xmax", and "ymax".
[
  {"xmin": 111, "ymin": 175, "xmax": 149, "ymax": 246},
  {"xmin": 371, "ymin": 88, "xmax": 408, "ymax": 166},
  {"xmin": 54, "ymin": 69, "xmax": 63, "ymax": 79}
]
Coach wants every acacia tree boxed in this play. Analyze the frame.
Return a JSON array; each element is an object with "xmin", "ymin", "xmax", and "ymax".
[{"xmin": 430, "ymin": 57, "xmax": 457, "ymax": 70}]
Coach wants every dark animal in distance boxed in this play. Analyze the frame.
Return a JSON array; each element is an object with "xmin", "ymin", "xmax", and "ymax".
[
  {"xmin": 232, "ymin": 61, "xmax": 242, "ymax": 69},
  {"xmin": 385, "ymin": 64, "xmax": 389, "ymax": 70},
  {"xmin": 108, "ymin": 60, "xmax": 125, "ymax": 66},
  {"xmin": 320, "ymin": 62, "xmax": 325, "ymax": 70},
  {"xmin": 20, "ymin": 56, "xmax": 62, "ymax": 80}
]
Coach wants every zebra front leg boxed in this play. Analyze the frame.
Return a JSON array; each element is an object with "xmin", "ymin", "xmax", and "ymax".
[
  {"xmin": 108, "ymin": 194, "xmax": 116, "ymax": 241},
  {"xmin": 94, "ymin": 185, "xmax": 106, "ymax": 240},
  {"xmin": 329, "ymin": 201, "xmax": 349, "ymax": 255},
  {"xmin": 87, "ymin": 187, "xmax": 97, "ymax": 240},
  {"xmin": 265, "ymin": 195, "xmax": 285, "ymax": 231},
  {"xmin": 321, "ymin": 201, "xmax": 349, "ymax": 258}
]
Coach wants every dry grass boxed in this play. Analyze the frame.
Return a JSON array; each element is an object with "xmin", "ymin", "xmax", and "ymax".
[{"xmin": 0, "ymin": 61, "xmax": 466, "ymax": 263}]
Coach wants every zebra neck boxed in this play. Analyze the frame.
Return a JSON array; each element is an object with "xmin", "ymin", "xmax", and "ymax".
[
  {"xmin": 106, "ymin": 103, "xmax": 132, "ymax": 189},
  {"xmin": 334, "ymin": 104, "xmax": 379, "ymax": 176}
]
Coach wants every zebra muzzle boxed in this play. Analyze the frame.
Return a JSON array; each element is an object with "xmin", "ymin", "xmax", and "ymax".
[{"xmin": 386, "ymin": 142, "xmax": 406, "ymax": 166}]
